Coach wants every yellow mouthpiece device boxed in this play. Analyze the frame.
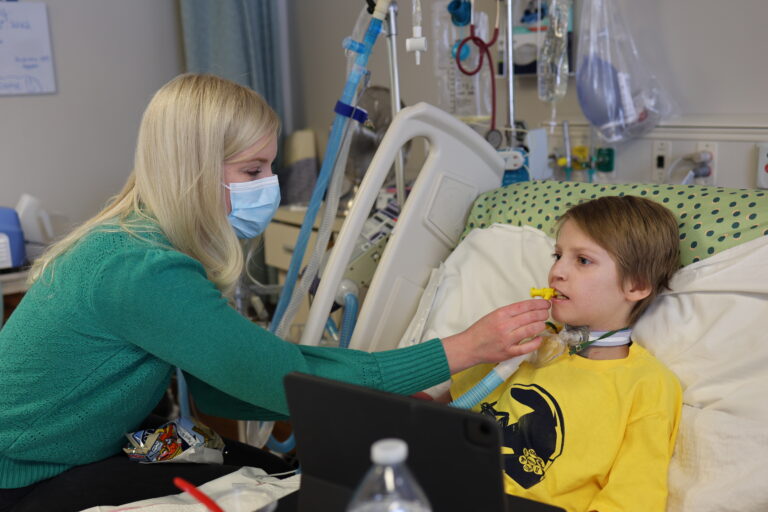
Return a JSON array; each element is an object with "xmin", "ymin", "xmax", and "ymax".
[{"xmin": 530, "ymin": 287, "xmax": 557, "ymax": 300}]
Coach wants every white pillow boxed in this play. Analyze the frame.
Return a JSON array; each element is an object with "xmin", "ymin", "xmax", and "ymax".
[
  {"xmin": 401, "ymin": 224, "xmax": 554, "ymax": 345},
  {"xmin": 634, "ymin": 234, "xmax": 768, "ymax": 511}
]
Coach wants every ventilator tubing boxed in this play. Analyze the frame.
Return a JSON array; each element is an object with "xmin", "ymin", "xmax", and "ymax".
[
  {"xmin": 257, "ymin": 3, "xmax": 390, "ymax": 453},
  {"xmin": 274, "ymin": 116, "xmax": 352, "ymax": 341},
  {"xmin": 450, "ymin": 355, "xmax": 526, "ymax": 409},
  {"xmin": 339, "ymin": 292, "xmax": 359, "ymax": 349},
  {"xmin": 270, "ymin": 8, "xmax": 387, "ymax": 338},
  {"xmin": 266, "ymin": 432, "xmax": 297, "ymax": 453}
]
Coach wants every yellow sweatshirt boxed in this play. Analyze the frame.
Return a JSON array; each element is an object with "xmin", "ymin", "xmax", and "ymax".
[{"xmin": 451, "ymin": 343, "xmax": 682, "ymax": 512}]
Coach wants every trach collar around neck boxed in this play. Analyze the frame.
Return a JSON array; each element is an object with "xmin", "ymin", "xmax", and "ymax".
[{"xmin": 568, "ymin": 327, "xmax": 632, "ymax": 355}]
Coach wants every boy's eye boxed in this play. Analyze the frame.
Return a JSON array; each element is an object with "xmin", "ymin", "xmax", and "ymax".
[
  {"xmin": 551, "ymin": 253, "xmax": 561, "ymax": 261},
  {"xmin": 578, "ymin": 256, "xmax": 592, "ymax": 265}
]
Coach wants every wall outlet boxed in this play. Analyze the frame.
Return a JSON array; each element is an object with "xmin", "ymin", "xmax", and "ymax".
[
  {"xmin": 756, "ymin": 143, "xmax": 768, "ymax": 189},
  {"xmin": 651, "ymin": 141, "xmax": 671, "ymax": 183},
  {"xmin": 695, "ymin": 141, "xmax": 717, "ymax": 185}
]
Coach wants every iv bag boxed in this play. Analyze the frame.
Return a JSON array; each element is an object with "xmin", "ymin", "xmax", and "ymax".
[
  {"xmin": 431, "ymin": 3, "xmax": 491, "ymax": 121},
  {"xmin": 575, "ymin": 0, "xmax": 676, "ymax": 143}
]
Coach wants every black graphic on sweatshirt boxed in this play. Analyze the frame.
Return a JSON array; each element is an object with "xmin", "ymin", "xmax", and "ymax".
[{"xmin": 480, "ymin": 384, "xmax": 564, "ymax": 489}]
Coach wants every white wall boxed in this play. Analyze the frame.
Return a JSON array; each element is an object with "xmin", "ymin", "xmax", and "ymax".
[
  {"xmin": 0, "ymin": 0, "xmax": 183, "ymax": 227},
  {"xmin": 2, "ymin": 0, "xmax": 766, "ymax": 230},
  {"xmin": 290, "ymin": 0, "xmax": 768, "ymax": 189}
]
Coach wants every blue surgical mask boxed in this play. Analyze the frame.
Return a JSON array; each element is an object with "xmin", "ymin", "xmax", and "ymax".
[{"xmin": 225, "ymin": 175, "xmax": 281, "ymax": 238}]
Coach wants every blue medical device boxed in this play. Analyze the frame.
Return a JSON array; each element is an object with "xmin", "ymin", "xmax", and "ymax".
[{"xmin": 0, "ymin": 207, "xmax": 26, "ymax": 270}]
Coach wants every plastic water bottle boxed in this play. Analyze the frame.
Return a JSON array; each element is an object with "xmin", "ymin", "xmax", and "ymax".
[{"xmin": 346, "ymin": 438, "xmax": 432, "ymax": 512}]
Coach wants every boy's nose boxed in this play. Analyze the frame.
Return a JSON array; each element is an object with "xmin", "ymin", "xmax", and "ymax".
[{"xmin": 549, "ymin": 261, "xmax": 566, "ymax": 281}]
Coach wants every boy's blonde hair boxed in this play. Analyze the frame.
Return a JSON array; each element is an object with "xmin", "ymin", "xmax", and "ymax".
[
  {"xmin": 557, "ymin": 195, "xmax": 680, "ymax": 325},
  {"xmin": 30, "ymin": 73, "xmax": 280, "ymax": 295}
]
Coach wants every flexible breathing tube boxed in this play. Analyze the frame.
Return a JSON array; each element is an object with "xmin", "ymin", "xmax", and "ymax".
[
  {"xmin": 325, "ymin": 318, "xmax": 340, "ymax": 345},
  {"xmin": 256, "ymin": 154, "xmax": 348, "ymax": 449},
  {"xmin": 256, "ymin": 3, "xmax": 391, "ymax": 453},
  {"xmin": 335, "ymin": 278, "xmax": 360, "ymax": 348},
  {"xmin": 339, "ymin": 292, "xmax": 359, "ymax": 349},
  {"xmin": 450, "ymin": 288, "xmax": 564, "ymax": 409},
  {"xmin": 274, "ymin": 113, "xmax": 353, "ymax": 340},
  {"xmin": 276, "ymin": 7, "xmax": 373, "ymax": 339},
  {"xmin": 270, "ymin": 3, "xmax": 389, "ymax": 337},
  {"xmin": 449, "ymin": 354, "xmax": 527, "ymax": 409},
  {"xmin": 266, "ymin": 432, "xmax": 296, "ymax": 453},
  {"xmin": 449, "ymin": 322, "xmax": 592, "ymax": 409}
]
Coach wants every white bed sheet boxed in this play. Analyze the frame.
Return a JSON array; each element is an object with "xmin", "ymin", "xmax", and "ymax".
[{"xmin": 80, "ymin": 468, "xmax": 299, "ymax": 512}]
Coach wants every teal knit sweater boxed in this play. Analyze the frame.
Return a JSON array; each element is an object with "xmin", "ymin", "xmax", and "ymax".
[{"xmin": 0, "ymin": 227, "xmax": 449, "ymax": 488}]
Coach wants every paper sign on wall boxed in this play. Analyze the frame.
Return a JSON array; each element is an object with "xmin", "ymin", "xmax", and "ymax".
[{"xmin": 0, "ymin": 2, "xmax": 55, "ymax": 96}]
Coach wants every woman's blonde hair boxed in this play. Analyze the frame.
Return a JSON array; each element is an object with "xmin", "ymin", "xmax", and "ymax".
[
  {"xmin": 30, "ymin": 73, "xmax": 280, "ymax": 294},
  {"xmin": 556, "ymin": 195, "xmax": 680, "ymax": 325}
]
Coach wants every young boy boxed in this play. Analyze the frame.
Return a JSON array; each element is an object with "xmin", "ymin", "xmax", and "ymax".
[{"xmin": 451, "ymin": 195, "xmax": 683, "ymax": 512}]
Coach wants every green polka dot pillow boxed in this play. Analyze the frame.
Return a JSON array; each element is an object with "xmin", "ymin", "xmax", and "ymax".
[{"xmin": 462, "ymin": 181, "xmax": 768, "ymax": 266}]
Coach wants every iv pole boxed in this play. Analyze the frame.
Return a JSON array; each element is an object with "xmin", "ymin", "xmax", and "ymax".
[
  {"xmin": 386, "ymin": 2, "xmax": 407, "ymax": 208},
  {"xmin": 505, "ymin": 0, "xmax": 516, "ymax": 147}
]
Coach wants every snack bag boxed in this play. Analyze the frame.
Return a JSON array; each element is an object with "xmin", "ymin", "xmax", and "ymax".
[{"xmin": 124, "ymin": 417, "xmax": 225, "ymax": 464}]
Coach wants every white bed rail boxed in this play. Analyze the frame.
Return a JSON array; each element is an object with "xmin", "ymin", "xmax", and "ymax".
[{"xmin": 300, "ymin": 102, "xmax": 504, "ymax": 352}]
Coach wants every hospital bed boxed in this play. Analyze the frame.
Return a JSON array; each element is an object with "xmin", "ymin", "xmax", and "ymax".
[
  {"xmin": 92, "ymin": 104, "xmax": 767, "ymax": 511},
  {"xmin": 305, "ymin": 102, "xmax": 768, "ymax": 512}
]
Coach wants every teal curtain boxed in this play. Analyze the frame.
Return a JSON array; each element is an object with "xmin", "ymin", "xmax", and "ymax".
[
  {"xmin": 179, "ymin": 0, "xmax": 286, "ymax": 131},
  {"xmin": 180, "ymin": 0, "xmax": 288, "ymax": 299}
]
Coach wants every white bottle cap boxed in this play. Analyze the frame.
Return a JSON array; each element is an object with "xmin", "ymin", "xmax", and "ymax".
[{"xmin": 371, "ymin": 438, "xmax": 408, "ymax": 465}]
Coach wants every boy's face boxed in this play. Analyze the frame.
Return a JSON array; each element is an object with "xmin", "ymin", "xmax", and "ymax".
[{"xmin": 548, "ymin": 220, "xmax": 642, "ymax": 331}]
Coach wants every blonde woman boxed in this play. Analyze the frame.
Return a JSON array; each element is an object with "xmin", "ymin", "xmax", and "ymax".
[{"xmin": 0, "ymin": 74, "xmax": 549, "ymax": 511}]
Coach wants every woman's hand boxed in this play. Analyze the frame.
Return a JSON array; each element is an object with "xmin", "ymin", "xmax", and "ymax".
[{"xmin": 441, "ymin": 299, "xmax": 550, "ymax": 374}]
